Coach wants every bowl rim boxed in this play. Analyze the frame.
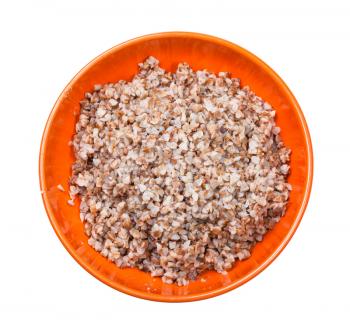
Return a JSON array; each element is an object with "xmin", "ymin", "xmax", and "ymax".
[{"xmin": 39, "ymin": 31, "xmax": 313, "ymax": 302}]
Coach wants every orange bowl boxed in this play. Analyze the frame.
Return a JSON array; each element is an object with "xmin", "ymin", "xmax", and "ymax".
[{"xmin": 39, "ymin": 32, "xmax": 313, "ymax": 302}]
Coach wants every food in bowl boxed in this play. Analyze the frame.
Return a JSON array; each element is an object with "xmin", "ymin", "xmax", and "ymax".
[{"xmin": 69, "ymin": 56, "xmax": 291, "ymax": 286}]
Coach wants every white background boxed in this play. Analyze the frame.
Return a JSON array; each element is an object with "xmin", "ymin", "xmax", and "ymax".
[{"xmin": 0, "ymin": 0, "xmax": 349, "ymax": 333}]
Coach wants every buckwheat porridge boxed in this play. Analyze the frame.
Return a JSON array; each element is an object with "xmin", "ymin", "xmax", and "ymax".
[{"xmin": 69, "ymin": 56, "xmax": 291, "ymax": 286}]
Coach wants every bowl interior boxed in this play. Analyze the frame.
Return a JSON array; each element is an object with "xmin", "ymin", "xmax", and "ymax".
[{"xmin": 40, "ymin": 33, "xmax": 312, "ymax": 302}]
